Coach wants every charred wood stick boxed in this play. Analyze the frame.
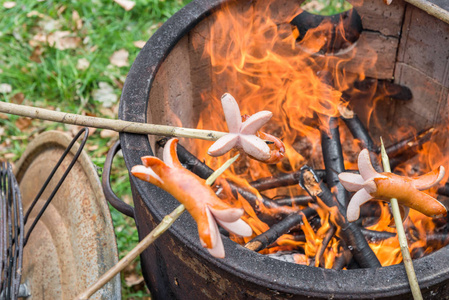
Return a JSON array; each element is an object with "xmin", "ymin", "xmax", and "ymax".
[
  {"xmin": 380, "ymin": 128, "xmax": 435, "ymax": 157},
  {"xmin": 157, "ymin": 138, "xmax": 214, "ymax": 179},
  {"xmin": 387, "ymin": 128, "xmax": 436, "ymax": 169},
  {"xmin": 437, "ymin": 182, "xmax": 449, "ymax": 197},
  {"xmin": 332, "ymin": 249, "xmax": 352, "ymax": 270},
  {"xmin": 338, "ymin": 106, "xmax": 382, "ymax": 172},
  {"xmin": 321, "ymin": 117, "xmax": 350, "ymax": 208},
  {"xmin": 250, "ymin": 172, "xmax": 301, "ymax": 191},
  {"xmin": 272, "ymin": 195, "xmax": 312, "ymax": 206},
  {"xmin": 249, "ymin": 169, "xmax": 359, "ymax": 192},
  {"xmin": 299, "ymin": 166, "xmax": 381, "ymax": 268},
  {"xmin": 244, "ymin": 207, "xmax": 317, "ymax": 252},
  {"xmin": 232, "ymin": 186, "xmax": 300, "ymax": 216},
  {"xmin": 351, "ymin": 77, "xmax": 413, "ymax": 101},
  {"xmin": 249, "ymin": 170, "xmax": 326, "ymax": 191},
  {"xmin": 315, "ymin": 224, "xmax": 336, "ymax": 267},
  {"xmin": 361, "ymin": 229, "xmax": 396, "ymax": 243},
  {"xmin": 426, "ymin": 233, "xmax": 449, "ymax": 244},
  {"xmin": 338, "ymin": 105, "xmax": 376, "ymax": 152}
]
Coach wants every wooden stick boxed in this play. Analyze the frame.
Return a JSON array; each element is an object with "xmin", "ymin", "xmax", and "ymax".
[
  {"xmin": 0, "ymin": 101, "xmax": 226, "ymax": 141},
  {"xmin": 244, "ymin": 207, "xmax": 316, "ymax": 252},
  {"xmin": 75, "ymin": 154, "xmax": 240, "ymax": 300},
  {"xmin": 314, "ymin": 224, "xmax": 336, "ymax": 267},
  {"xmin": 74, "ymin": 204, "xmax": 185, "ymax": 300},
  {"xmin": 299, "ymin": 166, "xmax": 381, "ymax": 268},
  {"xmin": 380, "ymin": 138, "xmax": 423, "ymax": 300},
  {"xmin": 405, "ymin": 0, "xmax": 449, "ymax": 25},
  {"xmin": 321, "ymin": 117, "xmax": 350, "ymax": 207}
]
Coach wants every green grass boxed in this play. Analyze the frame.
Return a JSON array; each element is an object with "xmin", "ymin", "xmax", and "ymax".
[
  {"xmin": 0, "ymin": 0, "xmax": 190, "ymax": 298},
  {"xmin": 301, "ymin": 0, "xmax": 352, "ymax": 16}
]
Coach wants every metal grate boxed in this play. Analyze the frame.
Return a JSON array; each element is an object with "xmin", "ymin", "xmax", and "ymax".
[{"xmin": 0, "ymin": 162, "xmax": 24, "ymax": 300}]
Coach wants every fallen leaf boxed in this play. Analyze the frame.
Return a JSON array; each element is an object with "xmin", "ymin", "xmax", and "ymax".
[
  {"xmin": 30, "ymin": 46, "xmax": 43, "ymax": 63},
  {"xmin": 133, "ymin": 40, "xmax": 146, "ymax": 48},
  {"xmin": 11, "ymin": 135, "xmax": 28, "ymax": 140},
  {"xmin": 0, "ymin": 84, "xmax": 12, "ymax": 93},
  {"xmin": 27, "ymin": 10, "xmax": 47, "ymax": 18},
  {"xmin": 92, "ymin": 82, "xmax": 117, "ymax": 108},
  {"xmin": 113, "ymin": 78, "xmax": 124, "ymax": 90},
  {"xmin": 41, "ymin": 18, "xmax": 61, "ymax": 32},
  {"xmin": 123, "ymin": 194, "xmax": 133, "ymax": 205},
  {"xmin": 3, "ymin": 2, "xmax": 16, "ymax": 8},
  {"xmin": 0, "ymin": 127, "xmax": 4, "ymax": 137},
  {"xmin": 100, "ymin": 129, "xmax": 119, "ymax": 139},
  {"xmin": 29, "ymin": 33, "xmax": 47, "ymax": 47},
  {"xmin": 114, "ymin": 0, "xmax": 136, "ymax": 11},
  {"xmin": 109, "ymin": 49, "xmax": 129, "ymax": 67},
  {"xmin": 15, "ymin": 118, "xmax": 32, "ymax": 131},
  {"xmin": 87, "ymin": 144, "xmax": 99, "ymax": 151},
  {"xmin": 0, "ymin": 113, "xmax": 8, "ymax": 120},
  {"xmin": 124, "ymin": 272, "xmax": 144, "ymax": 287},
  {"xmin": 99, "ymin": 107, "xmax": 116, "ymax": 118},
  {"xmin": 69, "ymin": 125, "xmax": 97, "ymax": 137},
  {"xmin": 47, "ymin": 31, "xmax": 81, "ymax": 50},
  {"xmin": 57, "ymin": 5, "xmax": 67, "ymax": 15},
  {"xmin": 10, "ymin": 93, "xmax": 25, "ymax": 104},
  {"xmin": 72, "ymin": 10, "xmax": 83, "ymax": 30},
  {"xmin": 76, "ymin": 58, "xmax": 90, "ymax": 70},
  {"xmin": 4, "ymin": 153, "xmax": 15, "ymax": 160}
]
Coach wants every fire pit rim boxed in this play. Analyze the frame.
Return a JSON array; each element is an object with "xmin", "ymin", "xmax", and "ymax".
[{"xmin": 119, "ymin": 0, "xmax": 449, "ymax": 298}]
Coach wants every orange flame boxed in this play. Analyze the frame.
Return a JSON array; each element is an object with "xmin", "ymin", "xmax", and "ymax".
[{"xmin": 189, "ymin": 1, "xmax": 449, "ymax": 268}]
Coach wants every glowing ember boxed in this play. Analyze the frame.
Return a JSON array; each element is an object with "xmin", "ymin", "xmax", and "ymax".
[{"xmin": 189, "ymin": 0, "xmax": 449, "ymax": 268}]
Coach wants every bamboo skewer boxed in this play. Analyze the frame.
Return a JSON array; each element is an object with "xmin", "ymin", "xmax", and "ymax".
[
  {"xmin": 380, "ymin": 138, "xmax": 423, "ymax": 300},
  {"xmin": 75, "ymin": 154, "xmax": 240, "ymax": 300},
  {"xmin": 0, "ymin": 101, "xmax": 227, "ymax": 141}
]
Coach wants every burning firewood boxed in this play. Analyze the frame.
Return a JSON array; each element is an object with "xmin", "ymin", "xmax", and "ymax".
[
  {"xmin": 250, "ymin": 170, "xmax": 303, "ymax": 191},
  {"xmin": 339, "ymin": 149, "xmax": 446, "ymax": 223},
  {"xmin": 380, "ymin": 128, "xmax": 435, "ymax": 157},
  {"xmin": 360, "ymin": 228, "xmax": 396, "ymax": 243},
  {"xmin": 338, "ymin": 105, "xmax": 382, "ymax": 172},
  {"xmin": 271, "ymin": 195, "xmax": 313, "ymax": 206},
  {"xmin": 244, "ymin": 207, "xmax": 317, "ymax": 252},
  {"xmin": 385, "ymin": 127, "xmax": 435, "ymax": 170},
  {"xmin": 314, "ymin": 224, "xmax": 336, "ymax": 267},
  {"xmin": 346, "ymin": 77, "xmax": 413, "ymax": 101},
  {"xmin": 229, "ymin": 186, "xmax": 300, "ymax": 223},
  {"xmin": 131, "ymin": 138, "xmax": 252, "ymax": 258},
  {"xmin": 208, "ymin": 93, "xmax": 285, "ymax": 164},
  {"xmin": 249, "ymin": 169, "xmax": 359, "ymax": 191},
  {"xmin": 321, "ymin": 117, "xmax": 350, "ymax": 207},
  {"xmin": 332, "ymin": 249, "xmax": 352, "ymax": 270},
  {"xmin": 437, "ymin": 183, "xmax": 449, "ymax": 197},
  {"xmin": 338, "ymin": 105, "xmax": 377, "ymax": 153},
  {"xmin": 299, "ymin": 166, "xmax": 381, "ymax": 268}
]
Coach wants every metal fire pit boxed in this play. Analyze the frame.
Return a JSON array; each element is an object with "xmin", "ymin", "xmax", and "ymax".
[{"xmin": 117, "ymin": 0, "xmax": 449, "ymax": 298}]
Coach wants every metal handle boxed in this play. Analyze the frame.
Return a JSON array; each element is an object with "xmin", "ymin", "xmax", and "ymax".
[{"xmin": 102, "ymin": 140, "xmax": 135, "ymax": 219}]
